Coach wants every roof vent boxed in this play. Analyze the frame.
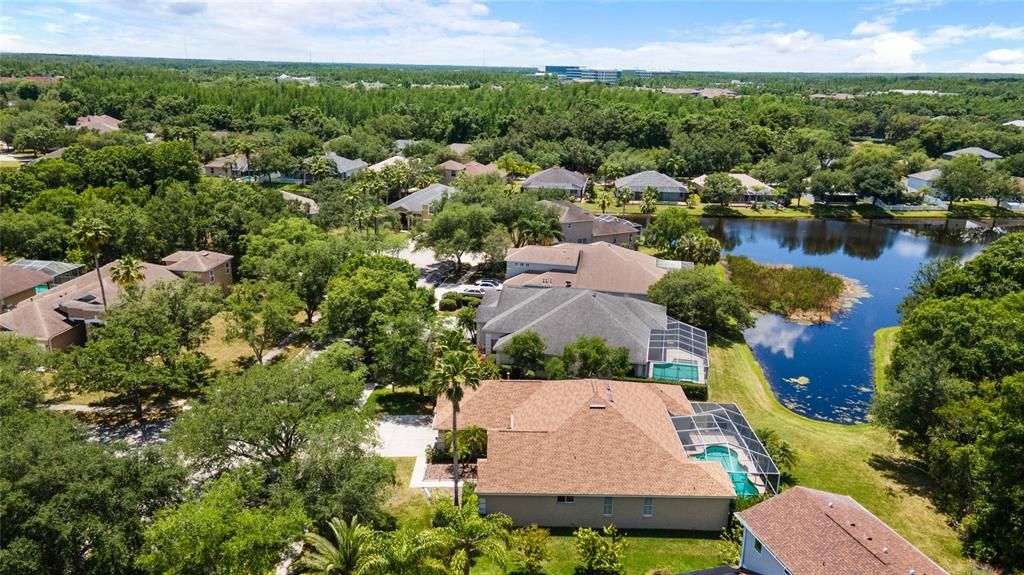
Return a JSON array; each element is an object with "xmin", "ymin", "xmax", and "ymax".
[
  {"xmin": 827, "ymin": 501, "xmax": 833, "ymax": 508},
  {"xmin": 589, "ymin": 402, "xmax": 606, "ymax": 409},
  {"xmin": 883, "ymin": 547, "xmax": 889, "ymax": 554},
  {"xmin": 200, "ymin": 251, "xmax": 210, "ymax": 256}
]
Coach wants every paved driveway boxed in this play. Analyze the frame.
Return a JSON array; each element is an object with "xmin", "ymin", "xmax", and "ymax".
[{"xmin": 374, "ymin": 415, "xmax": 436, "ymax": 457}]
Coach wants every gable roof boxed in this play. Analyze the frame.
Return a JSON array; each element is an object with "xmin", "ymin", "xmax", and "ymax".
[
  {"xmin": 504, "ymin": 242, "xmax": 691, "ymax": 296},
  {"xmin": 691, "ymin": 173, "xmax": 774, "ymax": 193},
  {"xmin": 482, "ymin": 287, "xmax": 668, "ymax": 364},
  {"xmin": 325, "ymin": 152, "xmax": 368, "ymax": 174},
  {"xmin": 593, "ymin": 214, "xmax": 640, "ymax": 238},
  {"xmin": 463, "ymin": 161, "xmax": 502, "ymax": 176},
  {"xmin": 440, "ymin": 159, "xmax": 466, "ymax": 170},
  {"xmin": 161, "ymin": 251, "xmax": 233, "ymax": 273},
  {"xmin": 0, "ymin": 261, "xmax": 179, "ymax": 345},
  {"xmin": 0, "ymin": 266, "xmax": 51, "ymax": 300},
  {"xmin": 615, "ymin": 170, "xmax": 686, "ymax": 191},
  {"xmin": 433, "ymin": 379, "xmax": 735, "ymax": 498},
  {"xmin": 737, "ymin": 487, "xmax": 949, "ymax": 575},
  {"xmin": 388, "ymin": 183, "xmax": 455, "ymax": 213},
  {"xmin": 204, "ymin": 153, "xmax": 248, "ymax": 171},
  {"xmin": 942, "ymin": 147, "xmax": 1002, "ymax": 160},
  {"xmin": 522, "ymin": 167, "xmax": 588, "ymax": 190},
  {"xmin": 368, "ymin": 155, "xmax": 408, "ymax": 172},
  {"xmin": 538, "ymin": 199, "xmax": 594, "ymax": 224},
  {"xmin": 908, "ymin": 168, "xmax": 942, "ymax": 182},
  {"xmin": 74, "ymin": 114, "xmax": 122, "ymax": 133}
]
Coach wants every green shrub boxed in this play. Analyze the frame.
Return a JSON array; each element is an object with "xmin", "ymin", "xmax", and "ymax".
[{"xmin": 726, "ymin": 255, "xmax": 844, "ymax": 317}]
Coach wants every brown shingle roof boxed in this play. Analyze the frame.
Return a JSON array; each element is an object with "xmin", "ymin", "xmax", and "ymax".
[
  {"xmin": 433, "ymin": 379, "xmax": 734, "ymax": 498},
  {"xmin": 737, "ymin": 487, "xmax": 949, "ymax": 575},
  {"xmin": 1, "ymin": 266, "xmax": 50, "ymax": 300},
  {"xmin": 161, "ymin": 250, "xmax": 233, "ymax": 273},
  {"xmin": 538, "ymin": 200, "xmax": 594, "ymax": 224},
  {"xmin": 74, "ymin": 114, "xmax": 122, "ymax": 134}
]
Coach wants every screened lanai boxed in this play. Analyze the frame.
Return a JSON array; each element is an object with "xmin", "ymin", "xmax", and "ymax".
[
  {"xmin": 647, "ymin": 317, "xmax": 709, "ymax": 384},
  {"xmin": 672, "ymin": 402, "xmax": 780, "ymax": 496}
]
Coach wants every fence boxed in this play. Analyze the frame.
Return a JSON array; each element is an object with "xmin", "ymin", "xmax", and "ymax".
[{"xmin": 873, "ymin": 196, "xmax": 948, "ymax": 212}]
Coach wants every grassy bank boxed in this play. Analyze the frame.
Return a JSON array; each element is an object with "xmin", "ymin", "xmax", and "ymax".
[
  {"xmin": 873, "ymin": 327, "xmax": 900, "ymax": 395},
  {"xmin": 577, "ymin": 199, "xmax": 1016, "ymax": 221},
  {"xmin": 708, "ymin": 340, "xmax": 969, "ymax": 573},
  {"xmin": 726, "ymin": 255, "xmax": 846, "ymax": 321}
]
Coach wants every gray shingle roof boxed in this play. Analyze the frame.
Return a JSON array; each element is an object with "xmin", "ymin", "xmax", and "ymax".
[
  {"xmin": 481, "ymin": 287, "xmax": 668, "ymax": 364},
  {"xmin": 908, "ymin": 168, "xmax": 942, "ymax": 182},
  {"xmin": 522, "ymin": 167, "xmax": 588, "ymax": 190},
  {"xmin": 615, "ymin": 170, "xmax": 686, "ymax": 191},
  {"xmin": 388, "ymin": 183, "xmax": 455, "ymax": 213},
  {"xmin": 325, "ymin": 152, "xmax": 368, "ymax": 174},
  {"xmin": 942, "ymin": 147, "xmax": 1002, "ymax": 160}
]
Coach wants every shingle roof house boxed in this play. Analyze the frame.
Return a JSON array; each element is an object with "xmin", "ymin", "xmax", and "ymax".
[
  {"xmin": 431, "ymin": 378, "xmax": 737, "ymax": 530},
  {"xmin": 736, "ymin": 487, "xmax": 949, "ymax": 575},
  {"xmin": 388, "ymin": 183, "xmax": 456, "ymax": 228},
  {"xmin": 691, "ymin": 173, "xmax": 779, "ymax": 204},
  {"xmin": 504, "ymin": 242, "xmax": 691, "ymax": 298},
  {"xmin": 74, "ymin": 114, "xmax": 122, "ymax": 134},
  {"xmin": 476, "ymin": 287, "xmax": 709, "ymax": 383},
  {"xmin": 906, "ymin": 168, "xmax": 943, "ymax": 194},
  {"xmin": 614, "ymin": 171, "xmax": 688, "ymax": 203},
  {"xmin": 324, "ymin": 152, "xmax": 368, "ymax": 179},
  {"xmin": 941, "ymin": 147, "xmax": 1002, "ymax": 161},
  {"xmin": 0, "ymin": 266, "xmax": 51, "ymax": 308},
  {"xmin": 368, "ymin": 155, "xmax": 408, "ymax": 172},
  {"xmin": 0, "ymin": 261, "xmax": 181, "ymax": 350},
  {"xmin": 538, "ymin": 200, "xmax": 638, "ymax": 247},
  {"xmin": 161, "ymin": 250, "xmax": 234, "ymax": 292},
  {"xmin": 521, "ymin": 167, "xmax": 589, "ymax": 198},
  {"xmin": 448, "ymin": 142, "xmax": 472, "ymax": 155},
  {"xmin": 440, "ymin": 159, "xmax": 503, "ymax": 182},
  {"xmin": 203, "ymin": 154, "xmax": 250, "ymax": 178}
]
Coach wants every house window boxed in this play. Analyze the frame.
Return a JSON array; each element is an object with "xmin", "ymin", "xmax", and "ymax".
[
  {"xmin": 642, "ymin": 497, "xmax": 654, "ymax": 517},
  {"xmin": 208, "ymin": 270, "xmax": 216, "ymax": 283},
  {"xmin": 478, "ymin": 497, "xmax": 487, "ymax": 515},
  {"xmin": 556, "ymin": 496, "xmax": 575, "ymax": 504},
  {"xmin": 753, "ymin": 538, "xmax": 763, "ymax": 553},
  {"xmin": 567, "ymin": 223, "xmax": 573, "ymax": 229},
  {"xmin": 603, "ymin": 497, "xmax": 613, "ymax": 516},
  {"xmin": 225, "ymin": 261, "xmax": 232, "ymax": 274}
]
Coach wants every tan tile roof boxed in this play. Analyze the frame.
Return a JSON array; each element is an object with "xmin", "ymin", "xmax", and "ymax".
[
  {"xmin": 440, "ymin": 159, "xmax": 466, "ymax": 170},
  {"xmin": 1, "ymin": 266, "xmax": 50, "ymax": 300},
  {"xmin": 433, "ymin": 379, "xmax": 734, "ymax": 498},
  {"xmin": 737, "ymin": 487, "xmax": 949, "ymax": 575},
  {"xmin": 75, "ymin": 114, "xmax": 122, "ymax": 133},
  {"xmin": 0, "ymin": 261, "xmax": 179, "ymax": 345},
  {"xmin": 691, "ymin": 173, "xmax": 773, "ymax": 193},
  {"xmin": 204, "ymin": 153, "xmax": 248, "ymax": 171},
  {"xmin": 505, "ymin": 242, "xmax": 685, "ymax": 296},
  {"xmin": 161, "ymin": 250, "xmax": 233, "ymax": 273},
  {"xmin": 462, "ymin": 161, "xmax": 502, "ymax": 176}
]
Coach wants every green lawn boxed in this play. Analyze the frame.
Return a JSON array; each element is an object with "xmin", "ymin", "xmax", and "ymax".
[
  {"xmin": 366, "ymin": 385, "xmax": 435, "ymax": 415},
  {"xmin": 385, "ymin": 457, "xmax": 434, "ymax": 530},
  {"xmin": 873, "ymin": 327, "xmax": 900, "ymax": 395},
  {"xmin": 708, "ymin": 340, "xmax": 971, "ymax": 574},
  {"xmin": 577, "ymin": 199, "xmax": 1014, "ymax": 221}
]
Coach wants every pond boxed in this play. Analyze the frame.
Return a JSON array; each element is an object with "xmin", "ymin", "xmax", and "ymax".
[{"xmin": 701, "ymin": 217, "xmax": 1019, "ymax": 423}]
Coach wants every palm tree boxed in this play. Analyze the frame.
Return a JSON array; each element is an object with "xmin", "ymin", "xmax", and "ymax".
[
  {"xmin": 110, "ymin": 255, "xmax": 145, "ymax": 290},
  {"xmin": 298, "ymin": 516, "xmax": 375, "ymax": 575},
  {"xmin": 512, "ymin": 213, "xmax": 563, "ymax": 247},
  {"xmin": 360, "ymin": 529, "xmax": 447, "ymax": 575},
  {"xmin": 614, "ymin": 186, "xmax": 632, "ymax": 216},
  {"xmin": 429, "ymin": 349, "xmax": 487, "ymax": 507},
  {"xmin": 456, "ymin": 306, "xmax": 477, "ymax": 340},
  {"xmin": 595, "ymin": 189, "xmax": 613, "ymax": 214},
  {"xmin": 640, "ymin": 186, "xmax": 658, "ymax": 227},
  {"xmin": 70, "ymin": 217, "xmax": 112, "ymax": 309},
  {"xmin": 435, "ymin": 494, "xmax": 512, "ymax": 575}
]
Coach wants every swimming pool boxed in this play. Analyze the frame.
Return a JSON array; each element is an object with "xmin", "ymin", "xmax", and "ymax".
[
  {"xmin": 651, "ymin": 362, "xmax": 699, "ymax": 383},
  {"xmin": 694, "ymin": 445, "xmax": 761, "ymax": 497}
]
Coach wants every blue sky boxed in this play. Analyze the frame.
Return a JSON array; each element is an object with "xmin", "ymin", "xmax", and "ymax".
[{"xmin": 2, "ymin": 0, "xmax": 1022, "ymax": 72}]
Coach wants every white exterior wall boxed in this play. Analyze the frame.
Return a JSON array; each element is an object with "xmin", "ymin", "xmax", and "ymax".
[
  {"xmin": 505, "ymin": 261, "xmax": 577, "ymax": 279},
  {"xmin": 740, "ymin": 527, "xmax": 790, "ymax": 575},
  {"xmin": 906, "ymin": 176, "xmax": 938, "ymax": 194}
]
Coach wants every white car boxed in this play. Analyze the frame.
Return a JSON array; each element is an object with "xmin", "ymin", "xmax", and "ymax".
[
  {"xmin": 459, "ymin": 286, "xmax": 487, "ymax": 297},
  {"xmin": 475, "ymin": 279, "xmax": 503, "ymax": 290}
]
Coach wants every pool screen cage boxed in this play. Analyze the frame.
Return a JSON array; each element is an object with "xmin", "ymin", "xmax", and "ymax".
[
  {"xmin": 647, "ymin": 317, "xmax": 709, "ymax": 384},
  {"xmin": 672, "ymin": 402, "xmax": 780, "ymax": 495}
]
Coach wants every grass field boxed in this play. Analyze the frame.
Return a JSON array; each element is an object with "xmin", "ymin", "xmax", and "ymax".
[
  {"xmin": 708, "ymin": 340, "xmax": 970, "ymax": 574},
  {"xmin": 385, "ymin": 457, "xmax": 434, "ymax": 530},
  {"xmin": 366, "ymin": 385, "xmax": 435, "ymax": 415},
  {"xmin": 873, "ymin": 327, "xmax": 900, "ymax": 395}
]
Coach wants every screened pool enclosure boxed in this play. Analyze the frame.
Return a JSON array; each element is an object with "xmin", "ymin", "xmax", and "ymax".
[{"xmin": 647, "ymin": 317, "xmax": 709, "ymax": 384}]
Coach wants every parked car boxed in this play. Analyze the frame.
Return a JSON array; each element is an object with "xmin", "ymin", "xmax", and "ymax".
[
  {"xmin": 459, "ymin": 286, "xmax": 487, "ymax": 297},
  {"xmin": 475, "ymin": 279, "xmax": 503, "ymax": 290}
]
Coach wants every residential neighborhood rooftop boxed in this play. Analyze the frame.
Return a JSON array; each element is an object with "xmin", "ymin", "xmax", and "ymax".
[
  {"xmin": 161, "ymin": 250, "xmax": 233, "ymax": 273},
  {"xmin": 388, "ymin": 182, "xmax": 455, "ymax": 213},
  {"xmin": 941, "ymin": 146, "xmax": 1002, "ymax": 160},
  {"xmin": 324, "ymin": 152, "xmax": 368, "ymax": 174},
  {"xmin": 614, "ymin": 170, "xmax": 686, "ymax": 190},
  {"xmin": 433, "ymin": 379, "xmax": 737, "ymax": 498},
  {"xmin": 521, "ymin": 166, "xmax": 589, "ymax": 190},
  {"xmin": 691, "ymin": 173, "xmax": 774, "ymax": 192},
  {"xmin": 0, "ymin": 266, "xmax": 51, "ymax": 302},
  {"xmin": 737, "ymin": 486, "xmax": 949, "ymax": 575},
  {"xmin": 74, "ymin": 114, "xmax": 122, "ymax": 133},
  {"xmin": 908, "ymin": 168, "xmax": 943, "ymax": 181}
]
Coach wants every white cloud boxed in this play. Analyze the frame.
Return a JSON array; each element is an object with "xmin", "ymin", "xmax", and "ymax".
[
  {"xmin": 852, "ymin": 17, "xmax": 895, "ymax": 36},
  {"xmin": 43, "ymin": 22, "xmax": 66, "ymax": 34},
  {"xmin": 983, "ymin": 47, "xmax": 1024, "ymax": 63}
]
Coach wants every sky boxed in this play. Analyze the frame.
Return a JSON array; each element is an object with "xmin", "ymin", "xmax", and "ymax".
[{"xmin": 1, "ymin": 0, "xmax": 1023, "ymax": 73}]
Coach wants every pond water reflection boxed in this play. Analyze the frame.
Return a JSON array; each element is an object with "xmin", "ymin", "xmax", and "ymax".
[{"xmin": 702, "ymin": 218, "xmax": 1016, "ymax": 423}]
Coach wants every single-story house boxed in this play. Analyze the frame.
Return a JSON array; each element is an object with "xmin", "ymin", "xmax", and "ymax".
[
  {"xmin": 521, "ymin": 167, "xmax": 589, "ymax": 199},
  {"xmin": 614, "ymin": 171, "xmax": 688, "ymax": 203},
  {"xmin": 74, "ymin": 114, "xmax": 122, "ymax": 134},
  {"xmin": 1, "ymin": 266, "xmax": 52, "ymax": 308},
  {"xmin": 161, "ymin": 251, "xmax": 234, "ymax": 292},
  {"xmin": 476, "ymin": 287, "xmax": 709, "ymax": 383},
  {"xmin": 440, "ymin": 159, "xmax": 503, "ymax": 183},
  {"xmin": 736, "ymin": 487, "xmax": 949, "ymax": 575},
  {"xmin": 538, "ymin": 200, "xmax": 639, "ymax": 247},
  {"xmin": 0, "ymin": 260, "xmax": 181, "ymax": 351},
  {"xmin": 6, "ymin": 259, "xmax": 84, "ymax": 285},
  {"xmin": 324, "ymin": 152, "xmax": 368, "ymax": 180},
  {"xmin": 388, "ymin": 183, "xmax": 456, "ymax": 229},
  {"xmin": 432, "ymin": 379, "xmax": 757, "ymax": 530},
  {"xmin": 394, "ymin": 139, "xmax": 417, "ymax": 151},
  {"xmin": 368, "ymin": 155, "xmax": 408, "ymax": 172},
  {"xmin": 281, "ymin": 190, "xmax": 319, "ymax": 216},
  {"xmin": 691, "ymin": 173, "xmax": 781, "ymax": 205},
  {"xmin": 504, "ymin": 242, "xmax": 691, "ymax": 298},
  {"xmin": 448, "ymin": 142, "xmax": 472, "ymax": 156},
  {"xmin": 906, "ymin": 168, "xmax": 942, "ymax": 194},
  {"xmin": 203, "ymin": 154, "xmax": 251, "ymax": 179},
  {"xmin": 941, "ymin": 147, "xmax": 1002, "ymax": 161}
]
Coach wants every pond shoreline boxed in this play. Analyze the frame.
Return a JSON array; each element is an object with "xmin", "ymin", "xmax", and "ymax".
[{"xmin": 787, "ymin": 274, "xmax": 870, "ymax": 325}]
